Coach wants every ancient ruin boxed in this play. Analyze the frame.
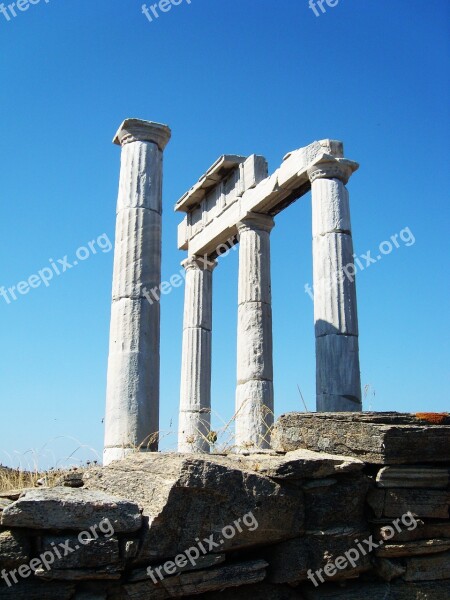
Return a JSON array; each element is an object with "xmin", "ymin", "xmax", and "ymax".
[
  {"xmin": 1, "ymin": 119, "xmax": 448, "ymax": 600},
  {"xmin": 104, "ymin": 119, "xmax": 361, "ymax": 462},
  {"xmin": 1, "ymin": 413, "xmax": 449, "ymax": 599}
]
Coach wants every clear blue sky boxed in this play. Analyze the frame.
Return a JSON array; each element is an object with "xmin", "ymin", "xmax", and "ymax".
[{"xmin": 1, "ymin": 0, "xmax": 449, "ymax": 469}]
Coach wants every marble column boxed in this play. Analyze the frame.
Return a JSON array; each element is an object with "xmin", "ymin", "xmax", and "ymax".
[
  {"xmin": 104, "ymin": 119, "xmax": 171, "ymax": 466},
  {"xmin": 308, "ymin": 158, "xmax": 361, "ymax": 412},
  {"xmin": 178, "ymin": 256, "xmax": 217, "ymax": 453},
  {"xmin": 235, "ymin": 213, "xmax": 275, "ymax": 450}
]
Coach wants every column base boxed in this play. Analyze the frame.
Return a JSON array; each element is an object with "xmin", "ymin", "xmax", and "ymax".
[
  {"xmin": 235, "ymin": 380, "xmax": 274, "ymax": 451},
  {"xmin": 103, "ymin": 446, "xmax": 155, "ymax": 466},
  {"xmin": 178, "ymin": 410, "xmax": 211, "ymax": 453},
  {"xmin": 316, "ymin": 394, "xmax": 362, "ymax": 412},
  {"xmin": 316, "ymin": 334, "xmax": 361, "ymax": 411}
]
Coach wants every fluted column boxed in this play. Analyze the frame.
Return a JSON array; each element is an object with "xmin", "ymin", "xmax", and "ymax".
[
  {"xmin": 308, "ymin": 157, "xmax": 361, "ymax": 412},
  {"xmin": 104, "ymin": 119, "xmax": 171, "ymax": 465},
  {"xmin": 235, "ymin": 213, "xmax": 275, "ymax": 450},
  {"xmin": 178, "ymin": 256, "xmax": 217, "ymax": 452}
]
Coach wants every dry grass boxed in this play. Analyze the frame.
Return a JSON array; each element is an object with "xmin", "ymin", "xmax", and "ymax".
[
  {"xmin": 0, "ymin": 466, "xmax": 38, "ymax": 492},
  {"xmin": 0, "ymin": 437, "xmax": 101, "ymax": 493},
  {"xmin": 0, "ymin": 465, "xmax": 93, "ymax": 494},
  {"xmin": 186, "ymin": 401, "xmax": 275, "ymax": 454}
]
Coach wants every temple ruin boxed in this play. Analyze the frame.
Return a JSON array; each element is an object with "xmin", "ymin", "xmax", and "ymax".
[{"xmin": 103, "ymin": 118, "xmax": 361, "ymax": 465}]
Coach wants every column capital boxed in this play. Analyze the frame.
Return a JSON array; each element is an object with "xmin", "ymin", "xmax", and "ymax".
[
  {"xmin": 237, "ymin": 212, "xmax": 275, "ymax": 234},
  {"xmin": 308, "ymin": 157, "xmax": 359, "ymax": 185},
  {"xmin": 114, "ymin": 118, "xmax": 172, "ymax": 151},
  {"xmin": 182, "ymin": 255, "xmax": 217, "ymax": 272}
]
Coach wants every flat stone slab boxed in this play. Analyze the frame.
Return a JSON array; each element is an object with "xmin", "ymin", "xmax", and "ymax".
[
  {"xmin": 0, "ymin": 529, "xmax": 30, "ymax": 568},
  {"xmin": 374, "ymin": 520, "xmax": 450, "ymax": 543},
  {"xmin": 35, "ymin": 566, "xmax": 122, "ymax": 581},
  {"xmin": 404, "ymin": 550, "xmax": 450, "ymax": 582},
  {"xmin": 1, "ymin": 487, "xmax": 142, "ymax": 532},
  {"xmin": 0, "ymin": 488, "xmax": 34, "ymax": 501},
  {"xmin": 122, "ymin": 559, "xmax": 268, "ymax": 600},
  {"xmin": 267, "ymin": 529, "xmax": 371, "ymax": 584},
  {"xmin": 0, "ymin": 581, "xmax": 75, "ymax": 599},
  {"xmin": 368, "ymin": 488, "xmax": 450, "ymax": 519},
  {"xmin": 0, "ymin": 498, "xmax": 13, "ymax": 512},
  {"xmin": 376, "ymin": 466, "xmax": 450, "ymax": 489},
  {"xmin": 229, "ymin": 449, "xmax": 364, "ymax": 479},
  {"xmin": 272, "ymin": 412, "xmax": 450, "ymax": 464},
  {"xmin": 300, "ymin": 580, "xmax": 450, "ymax": 599},
  {"xmin": 39, "ymin": 535, "xmax": 120, "ymax": 569},
  {"xmin": 128, "ymin": 553, "xmax": 226, "ymax": 583},
  {"xmin": 84, "ymin": 454, "xmax": 304, "ymax": 562},
  {"xmin": 191, "ymin": 582, "xmax": 305, "ymax": 599},
  {"xmin": 376, "ymin": 538, "xmax": 450, "ymax": 557}
]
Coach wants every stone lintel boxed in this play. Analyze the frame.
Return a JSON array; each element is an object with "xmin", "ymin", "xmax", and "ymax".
[
  {"xmin": 175, "ymin": 154, "xmax": 249, "ymax": 213},
  {"xmin": 178, "ymin": 144, "xmax": 358, "ymax": 257},
  {"xmin": 113, "ymin": 118, "xmax": 171, "ymax": 150}
]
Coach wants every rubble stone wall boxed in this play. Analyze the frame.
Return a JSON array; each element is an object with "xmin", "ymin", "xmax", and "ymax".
[{"xmin": 1, "ymin": 413, "xmax": 449, "ymax": 599}]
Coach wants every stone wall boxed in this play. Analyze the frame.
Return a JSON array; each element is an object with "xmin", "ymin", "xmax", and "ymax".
[{"xmin": 1, "ymin": 413, "xmax": 449, "ymax": 599}]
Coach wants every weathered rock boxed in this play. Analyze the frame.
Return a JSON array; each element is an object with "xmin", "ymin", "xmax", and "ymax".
[
  {"xmin": 300, "ymin": 580, "xmax": 450, "ymax": 599},
  {"xmin": 376, "ymin": 466, "xmax": 449, "ymax": 489},
  {"xmin": 368, "ymin": 488, "xmax": 450, "ymax": 519},
  {"xmin": 72, "ymin": 592, "xmax": 108, "ymax": 600},
  {"xmin": 39, "ymin": 535, "xmax": 120, "ymax": 569},
  {"xmin": 55, "ymin": 472, "xmax": 85, "ymax": 488},
  {"xmin": 35, "ymin": 565, "xmax": 122, "ymax": 581},
  {"xmin": 374, "ymin": 519, "xmax": 450, "ymax": 542},
  {"xmin": 303, "ymin": 476, "xmax": 369, "ymax": 530},
  {"xmin": 0, "ymin": 581, "xmax": 75, "ymax": 599},
  {"xmin": 83, "ymin": 454, "xmax": 304, "ymax": 561},
  {"xmin": 404, "ymin": 550, "xmax": 450, "ymax": 581},
  {"xmin": 1, "ymin": 488, "xmax": 142, "ymax": 532},
  {"xmin": 121, "ymin": 538, "xmax": 140, "ymax": 560},
  {"xmin": 234, "ymin": 449, "xmax": 365, "ymax": 480},
  {"xmin": 272, "ymin": 412, "xmax": 450, "ymax": 464},
  {"xmin": 266, "ymin": 529, "xmax": 371, "ymax": 584},
  {"xmin": 374, "ymin": 557, "xmax": 406, "ymax": 582},
  {"xmin": 0, "ymin": 489, "xmax": 34, "ymax": 501},
  {"xmin": 376, "ymin": 538, "xmax": 450, "ymax": 557},
  {"xmin": 0, "ymin": 499, "xmax": 13, "ymax": 512},
  {"xmin": 0, "ymin": 529, "xmax": 30, "ymax": 568},
  {"xmin": 122, "ymin": 559, "xmax": 268, "ymax": 600},
  {"xmin": 128, "ymin": 554, "xmax": 226, "ymax": 583},
  {"xmin": 190, "ymin": 582, "xmax": 305, "ymax": 599}
]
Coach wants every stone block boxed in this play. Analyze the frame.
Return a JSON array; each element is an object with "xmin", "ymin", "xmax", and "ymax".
[
  {"xmin": 122, "ymin": 559, "xmax": 268, "ymax": 600},
  {"xmin": 376, "ymin": 466, "xmax": 449, "ymax": 489},
  {"xmin": 403, "ymin": 551, "xmax": 450, "ymax": 582},
  {"xmin": 272, "ymin": 412, "xmax": 450, "ymax": 464},
  {"xmin": 303, "ymin": 475, "xmax": 370, "ymax": 530},
  {"xmin": 83, "ymin": 454, "xmax": 304, "ymax": 562},
  {"xmin": 266, "ymin": 530, "xmax": 371, "ymax": 584},
  {"xmin": 233, "ymin": 448, "xmax": 364, "ymax": 480},
  {"xmin": 0, "ymin": 529, "xmax": 30, "ymax": 568},
  {"xmin": 0, "ymin": 581, "xmax": 75, "ymax": 599},
  {"xmin": 367, "ymin": 488, "xmax": 450, "ymax": 519},
  {"xmin": 39, "ymin": 535, "xmax": 120, "ymax": 569},
  {"xmin": 300, "ymin": 580, "xmax": 450, "ymax": 599},
  {"xmin": 1, "ymin": 488, "xmax": 142, "ymax": 532},
  {"xmin": 189, "ymin": 582, "xmax": 305, "ymax": 599}
]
